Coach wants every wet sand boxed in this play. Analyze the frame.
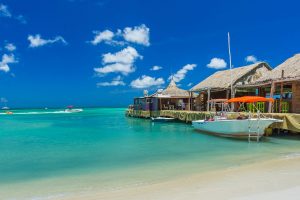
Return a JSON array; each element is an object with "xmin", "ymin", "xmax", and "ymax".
[{"xmin": 60, "ymin": 157, "xmax": 300, "ymax": 200}]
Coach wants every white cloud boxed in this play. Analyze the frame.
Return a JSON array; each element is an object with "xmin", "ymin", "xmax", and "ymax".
[
  {"xmin": 0, "ymin": 54, "xmax": 18, "ymax": 72},
  {"xmin": 0, "ymin": 4, "xmax": 26, "ymax": 23},
  {"xmin": 94, "ymin": 63, "xmax": 134, "ymax": 75},
  {"xmin": 28, "ymin": 34, "xmax": 67, "ymax": 48},
  {"xmin": 207, "ymin": 58, "xmax": 227, "ymax": 69},
  {"xmin": 95, "ymin": 46, "xmax": 142, "ymax": 76},
  {"xmin": 102, "ymin": 46, "xmax": 141, "ymax": 64},
  {"xmin": 89, "ymin": 24, "xmax": 150, "ymax": 47},
  {"xmin": 123, "ymin": 24, "xmax": 150, "ymax": 46},
  {"xmin": 97, "ymin": 76, "xmax": 125, "ymax": 87},
  {"xmin": 130, "ymin": 75, "xmax": 165, "ymax": 89},
  {"xmin": 245, "ymin": 55, "xmax": 258, "ymax": 63},
  {"xmin": 170, "ymin": 64, "xmax": 197, "ymax": 82},
  {"xmin": 5, "ymin": 43, "xmax": 16, "ymax": 51},
  {"xmin": 150, "ymin": 65, "xmax": 162, "ymax": 71},
  {"xmin": 91, "ymin": 30, "xmax": 114, "ymax": 45},
  {"xmin": 15, "ymin": 15, "xmax": 27, "ymax": 24},
  {"xmin": 0, "ymin": 97, "xmax": 8, "ymax": 103},
  {"xmin": 0, "ymin": 4, "xmax": 12, "ymax": 17}
]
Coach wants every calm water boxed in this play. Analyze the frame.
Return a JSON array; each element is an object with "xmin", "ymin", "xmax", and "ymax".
[{"xmin": 1, "ymin": 108, "xmax": 300, "ymax": 199}]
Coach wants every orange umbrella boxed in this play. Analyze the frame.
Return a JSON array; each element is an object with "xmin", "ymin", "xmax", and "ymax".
[{"xmin": 226, "ymin": 96, "xmax": 274, "ymax": 103}]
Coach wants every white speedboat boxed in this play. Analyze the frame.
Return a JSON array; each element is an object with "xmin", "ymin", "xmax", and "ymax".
[
  {"xmin": 64, "ymin": 108, "xmax": 83, "ymax": 113},
  {"xmin": 192, "ymin": 96, "xmax": 282, "ymax": 140},
  {"xmin": 192, "ymin": 118, "xmax": 281, "ymax": 139},
  {"xmin": 151, "ymin": 117, "xmax": 175, "ymax": 122}
]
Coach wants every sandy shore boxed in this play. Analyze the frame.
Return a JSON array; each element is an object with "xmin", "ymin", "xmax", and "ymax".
[{"xmin": 58, "ymin": 157, "xmax": 300, "ymax": 200}]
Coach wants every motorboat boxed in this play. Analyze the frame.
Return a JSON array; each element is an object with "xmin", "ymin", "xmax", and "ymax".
[
  {"xmin": 64, "ymin": 105, "xmax": 83, "ymax": 113},
  {"xmin": 151, "ymin": 117, "xmax": 175, "ymax": 122},
  {"xmin": 64, "ymin": 108, "xmax": 83, "ymax": 113},
  {"xmin": 192, "ymin": 118, "xmax": 281, "ymax": 139},
  {"xmin": 192, "ymin": 96, "xmax": 283, "ymax": 140},
  {"xmin": 5, "ymin": 111, "xmax": 13, "ymax": 115}
]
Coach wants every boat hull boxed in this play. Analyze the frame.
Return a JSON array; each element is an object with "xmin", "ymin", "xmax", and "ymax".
[
  {"xmin": 64, "ymin": 109, "xmax": 83, "ymax": 113},
  {"xmin": 192, "ymin": 118, "xmax": 280, "ymax": 139},
  {"xmin": 151, "ymin": 117, "xmax": 175, "ymax": 122}
]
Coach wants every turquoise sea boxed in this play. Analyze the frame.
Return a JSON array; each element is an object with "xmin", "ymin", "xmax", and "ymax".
[{"xmin": 1, "ymin": 108, "xmax": 300, "ymax": 199}]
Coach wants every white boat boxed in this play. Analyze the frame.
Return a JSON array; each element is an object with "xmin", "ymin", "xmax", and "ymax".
[
  {"xmin": 64, "ymin": 108, "xmax": 83, "ymax": 113},
  {"xmin": 151, "ymin": 117, "xmax": 175, "ymax": 122},
  {"xmin": 192, "ymin": 118, "xmax": 281, "ymax": 139},
  {"xmin": 192, "ymin": 96, "xmax": 283, "ymax": 140}
]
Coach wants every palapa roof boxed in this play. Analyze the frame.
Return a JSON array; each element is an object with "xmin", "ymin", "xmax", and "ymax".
[
  {"xmin": 151, "ymin": 79, "xmax": 190, "ymax": 98},
  {"xmin": 256, "ymin": 53, "xmax": 300, "ymax": 83},
  {"xmin": 190, "ymin": 62, "xmax": 271, "ymax": 91}
]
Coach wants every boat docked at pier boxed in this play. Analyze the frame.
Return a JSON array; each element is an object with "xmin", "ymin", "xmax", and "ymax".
[
  {"xmin": 151, "ymin": 117, "xmax": 175, "ymax": 122},
  {"xmin": 192, "ymin": 96, "xmax": 283, "ymax": 141}
]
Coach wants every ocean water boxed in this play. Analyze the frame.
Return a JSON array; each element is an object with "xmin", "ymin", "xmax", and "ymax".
[{"xmin": 1, "ymin": 108, "xmax": 300, "ymax": 199}]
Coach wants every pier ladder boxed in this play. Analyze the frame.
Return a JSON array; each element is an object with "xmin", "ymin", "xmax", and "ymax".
[{"xmin": 248, "ymin": 111, "xmax": 261, "ymax": 142}]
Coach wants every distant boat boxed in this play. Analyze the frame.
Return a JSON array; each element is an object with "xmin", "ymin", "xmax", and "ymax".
[
  {"xmin": 64, "ymin": 105, "xmax": 83, "ymax": 113},
  {"xmin": 5, "ymin": 111, "xmax": 13, "ymax": 115},
  {"xmin": 192, "ymin": 96, "xmax": 283, "ymax": 141},
  {"xmin": 65, "ymin": 108, "xmax": 83, "ymax": 113},
  {"xmin": 151, "ymin": 117, "xmax": 175, "ymax": 122},
  {"xmin": 2, "ymin": 106, "xmax": 9, "ymax": 110}
]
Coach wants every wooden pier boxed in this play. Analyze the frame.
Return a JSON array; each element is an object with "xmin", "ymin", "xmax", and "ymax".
[{"xmin": 125, "ymin": 109, "xmax": 300, "ymax": 133}]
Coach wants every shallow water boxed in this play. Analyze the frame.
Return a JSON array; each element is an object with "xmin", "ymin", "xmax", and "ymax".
[{"xmin": 1, "ymin": 108, "xmax": 300, "ymax": 199}]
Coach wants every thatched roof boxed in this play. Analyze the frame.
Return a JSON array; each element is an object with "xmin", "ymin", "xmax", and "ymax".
[
  {"xmin": 151, "ymin": 79, "xmax": 190, "ymax": 97},
  {"xmin": 190, "ymin": 62, "xmax": 271, "ymax": 91},
  {"xmin": 256, "ymin": 54, "xmax": 300, "ymax": 83}
]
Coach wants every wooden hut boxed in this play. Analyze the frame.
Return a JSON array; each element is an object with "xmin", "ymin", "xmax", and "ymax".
[
  {"xmin": 251, "ymin": 54, "xmax": 300, "ymax": 113},
  {"xmin": 133, "ymin": 79, "xmax": 193, "ymax": 111},
  {"xmin": 190, "ymin": 62, "xmax": 272, "ymax": 111}
]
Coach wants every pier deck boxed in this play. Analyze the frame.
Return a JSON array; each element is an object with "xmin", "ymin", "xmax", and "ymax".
[{"xmin": 125, "ymin": 109, "xmax": 300, "ymax": 133}]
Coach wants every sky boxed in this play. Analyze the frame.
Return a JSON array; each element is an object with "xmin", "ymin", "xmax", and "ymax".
[{"xmin": 0, "ymin": 0, "xmax": 300, "ymax": 108}]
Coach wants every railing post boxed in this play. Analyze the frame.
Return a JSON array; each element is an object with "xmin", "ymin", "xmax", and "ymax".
[{"xmin": 268, "ymin": 82, "xmax": 275, "ymax": 113}]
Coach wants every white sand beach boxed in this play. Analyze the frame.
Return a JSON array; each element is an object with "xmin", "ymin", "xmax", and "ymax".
[{"xmin": 58, "ymin": 157, "xmax": 300, "ymax": 200}]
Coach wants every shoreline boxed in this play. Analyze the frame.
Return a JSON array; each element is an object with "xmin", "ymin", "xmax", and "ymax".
[{"xmin": 59, "ymin": 156, "xmax": 300, "ymax": 200}]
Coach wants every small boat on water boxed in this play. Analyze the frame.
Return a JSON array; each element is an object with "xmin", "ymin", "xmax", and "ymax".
[
  {"xmin": 64, "ymin": 105, "xmax": 83, "ymax": 113},
  {"xmin": 151, "ymin": 117, "xmax": 175, "ymax": 122},
  {"xmin": 192, "ymin": 96, "xmax": 283, "ymax": 140},
  {"xmin": 65, "ymin": 108, "xmax": 83, "ymax": 113},
  {"xmin": 5, "ymin": 111, "xmax": 13, "ymax": 115}
]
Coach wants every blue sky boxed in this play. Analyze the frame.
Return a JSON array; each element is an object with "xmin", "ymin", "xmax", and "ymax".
[{"xmin": 0, "ymin": 0, "xmax": 300, "ymax": 108}]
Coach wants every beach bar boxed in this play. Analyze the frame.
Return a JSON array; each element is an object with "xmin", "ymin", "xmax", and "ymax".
[
  {"xmin": 132, "ymin": 79, "xmax": 194, "ymax": 113},
  {"xmin": 126, "ymin": 55, "xmax": 300, "ymax": 133},
  {"xmin": 247, "ymin": 54, "xmax": 300, "ymax": 114},
  {"xmin": 190, "ymin": 62, "xmax": 272, "ymax": 111}
]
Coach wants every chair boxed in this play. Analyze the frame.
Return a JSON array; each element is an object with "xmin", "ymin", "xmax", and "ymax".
[
  {"xmin": 281, "ymin": 102, "xmax": 289, "ymax": 113},
  {"xmin": 256, "ymin": 102, "xmax": 265, "ymax": 113},
  {"xmin": 247, "ymin": 103, "xmax": 255, "ymax": 112},
  {"xmin": 163, "ymin": 104, "xmax": 169, "ymax": 110}
]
